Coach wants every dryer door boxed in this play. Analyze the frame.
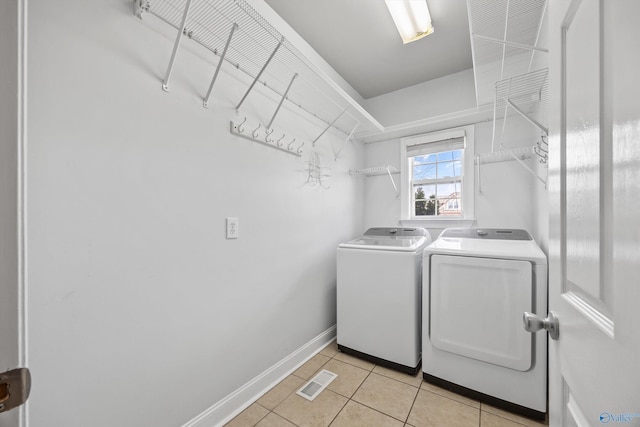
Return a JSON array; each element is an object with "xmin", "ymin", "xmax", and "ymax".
[{"xmin": 430, "ymin": 255, "xmax": 533, "ymax": 371}]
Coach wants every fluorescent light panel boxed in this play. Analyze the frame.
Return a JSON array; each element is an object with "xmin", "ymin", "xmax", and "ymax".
[{"xmin": 385, "ymin": 0, "xmax": 434, "ymax": 44}]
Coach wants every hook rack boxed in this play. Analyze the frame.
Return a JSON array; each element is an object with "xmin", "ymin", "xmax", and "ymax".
[
  {"xmin": 534, "ymin": 135, "xmax": 548, "ymax": 164},
  {"xmin": 230, "ymin": 117, "xmax": 302, "ymax": 157}
]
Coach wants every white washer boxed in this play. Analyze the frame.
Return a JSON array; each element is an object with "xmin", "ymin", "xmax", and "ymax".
[
  {"xmin": 337, "ymin": 227, "xmax": 432, "ymax": 374},
  {"xmin": 423, "ymin": 228, "xmax": 547, "ymax": 420}
]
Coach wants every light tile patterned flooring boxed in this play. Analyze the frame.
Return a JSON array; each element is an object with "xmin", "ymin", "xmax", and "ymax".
[{"xmin": 225, "ymin": 340, "xmax": 549, "ymax": 427}]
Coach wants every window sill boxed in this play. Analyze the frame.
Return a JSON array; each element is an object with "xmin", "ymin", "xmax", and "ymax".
[{"xmin": 399, "ymin": 218, "xmax": 477, "ymax": 229}]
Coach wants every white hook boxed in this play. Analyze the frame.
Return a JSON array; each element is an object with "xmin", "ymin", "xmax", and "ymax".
[
  {"xmin": 265, "ymin": 128, "xmax": 274, "ymax": 143},
  {"xmin": 534, "ymin": 146, "xmax": 548, "ymax": 164},
  {"xmin": 252, "ymin": 123, "xmax": 261, "ymax": 138},
  {"xmin": 277, "ymin": 134, "xmax": 286, "ymax": 147},
  {"xmin": 297, "ymin": 141, "xmax": 305, "ymax": 154},
  {"xmin": 237, "ymin": 117, "xmax": 247, "ymax": 133},
  {"xmin": 287, "ymin": 138, "xmax": 296, "ymax": 151}
]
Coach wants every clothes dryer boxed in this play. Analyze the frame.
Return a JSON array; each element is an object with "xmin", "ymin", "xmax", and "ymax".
[{"xmin": 423, "ymin": 228, "xmax": 547, "ymax": 420}]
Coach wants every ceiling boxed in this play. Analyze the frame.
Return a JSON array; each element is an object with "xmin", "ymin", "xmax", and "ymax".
[{"xmin": 263, "ymin": 0, "xmax": 473, "ymax": 99}]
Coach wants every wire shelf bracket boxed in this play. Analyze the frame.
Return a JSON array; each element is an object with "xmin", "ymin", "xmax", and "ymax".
[
  {"xmin": 235, "ymin": 37, "xmax": 284, "ymax": 111},
  {"xmin": 203, "ymin": 23, "xmax": 238, "ymax": 108},
  {"xmin": 333, "ymin": 122, "xmax": 359, "ymax": 161},
  {"xmin": 161, "ymin": 0, "xmax": 194, "ymax": 92},
  {"xmin": 267, "ymin": 73, "xmax": 297, "ymax": 130},
  {"xmin": 313, "ymin": 107, "xmax": 348, "ymax": 147},
  {"xmin": 134, "ymin": 0, "xmax": 150, "ymax": 18}
]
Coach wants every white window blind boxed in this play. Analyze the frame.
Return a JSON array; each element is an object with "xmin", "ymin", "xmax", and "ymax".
[{"xmin": 405, "ymin": 137, "xmax": 465, "ymax": 156}]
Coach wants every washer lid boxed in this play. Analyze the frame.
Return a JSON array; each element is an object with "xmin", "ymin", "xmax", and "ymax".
[
  {"xmin": 425, "ymin": 228, "xmax": 546, "ymax": 264},
  {"xmin": 440, "ymin": 228, "xmax": 532, "ymax": 240},
  {"xmin": 339, "ymin": 227, "xmax": 432, "ymax": 251}
]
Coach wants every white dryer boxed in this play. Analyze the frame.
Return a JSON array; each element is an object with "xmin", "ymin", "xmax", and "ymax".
[
  {"xmin": 423, "ymin": 228, "xmax": 547, "ymax": 420},
  {"xmin": 337, "ymin": 227, "xmax": 432, "ymax": 374}
]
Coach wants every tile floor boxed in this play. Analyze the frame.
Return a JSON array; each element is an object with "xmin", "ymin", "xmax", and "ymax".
[{"xmin": 225, "ymin": 340, "xmax": 549, "ymax": 427}]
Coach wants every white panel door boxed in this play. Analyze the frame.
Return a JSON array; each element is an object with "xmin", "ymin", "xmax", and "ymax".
[{"xmin": 548, "ymin": 0, "xmax": 640, "ymax": 425}]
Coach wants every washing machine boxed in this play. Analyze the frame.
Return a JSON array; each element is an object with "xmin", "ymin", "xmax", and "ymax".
[
  {"xmin": 423, "ymin": 228, "xmax": 547, "ymax": 420},
  {"xmin": 337, "ymin": 227, "xmax": 432, "ymax": 375}
]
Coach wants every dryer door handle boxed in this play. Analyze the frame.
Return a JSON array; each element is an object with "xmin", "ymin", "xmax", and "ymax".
[{"xmin": 523, "ymin": 312, "xmax": 559, "ymax": 340}]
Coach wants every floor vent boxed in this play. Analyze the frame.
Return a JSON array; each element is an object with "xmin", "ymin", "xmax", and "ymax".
[{"xmin": 296, "ymin": 369, "xmax": 338, "ymax": 401}]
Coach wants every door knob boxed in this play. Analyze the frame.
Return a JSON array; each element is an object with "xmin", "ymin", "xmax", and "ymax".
[{"xmin": 523, "ymin": 311, "xmax": 559, "ymax": 340}]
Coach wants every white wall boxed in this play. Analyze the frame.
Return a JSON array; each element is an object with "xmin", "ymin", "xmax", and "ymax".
[
  {"xmin": 363, "ymin": 68, "xmax": 477, "ymax": 127},
  {"xmin": 0, "ymin": 0, "xmax": 22, "ymax": 425},
  {"xmin": 24, "ymin": 1, "xmax": 363, "ymax": 426},
  {"xmin": 363, "ymin": 117, "xmax": 548, "ymax": 245}
]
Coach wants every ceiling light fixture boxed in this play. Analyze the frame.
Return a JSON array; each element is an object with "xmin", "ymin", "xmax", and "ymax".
[{"xmin": 385, "ymin": 0, "xmax": 434, "ymax": 44}]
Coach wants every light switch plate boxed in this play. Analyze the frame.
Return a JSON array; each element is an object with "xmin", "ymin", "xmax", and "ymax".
[{"xmin": 226, "ymin": 217, "xmax": 239, "ymax": 239}]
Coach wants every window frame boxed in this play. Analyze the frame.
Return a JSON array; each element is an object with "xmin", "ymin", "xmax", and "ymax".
[{"xmin": 400, "ymin": 126, "xmax": 475, "ymax": 226}]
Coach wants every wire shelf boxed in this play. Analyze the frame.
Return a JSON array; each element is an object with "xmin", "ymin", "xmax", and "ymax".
[
  {"xmin": 495, "ymin": 68, "xmax": 548, "ymax": 119},
  {"xmin": 491, "ymin": 68, "xmax": 548, "ymax": 151},
  {"xmin": 350, "ymin": 166, "xmax": 399, "ymax": 197},
  {"xmin": 350, "ymin": 166, "xmax": 399, "ymax": 177},
  {"xmin": 476, "ymin": 145, "xmax": 547, "ymax": 191},
  {"xmin": 476, "ymin": 146, "xmax": 533, "ymax": 165},
  {"xmin": 137, "ymin": 0, "xmax": 383, "ymax": 137},
  {"xmin": 468, "ymin": 0, "xmax": 548, "ymax": 106}
]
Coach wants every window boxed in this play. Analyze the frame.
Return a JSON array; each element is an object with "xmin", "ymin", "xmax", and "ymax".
[
  {"xmin": 400, "ymin": 127, "xmax": 475, "ymax": 223},
  {"xmin": 411, "ymin": 148, "xmax": 463, "ymax": 217}
]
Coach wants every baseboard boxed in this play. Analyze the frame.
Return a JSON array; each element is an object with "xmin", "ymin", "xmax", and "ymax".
[{"xmin": 181, "ymin": 325, "xmax": 337, "ymax": 427}]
